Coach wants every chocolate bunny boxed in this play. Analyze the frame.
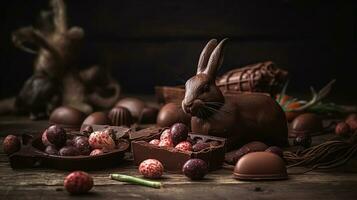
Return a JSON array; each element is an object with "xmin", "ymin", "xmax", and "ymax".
[{"xmin": 182, "ymin": 39, "xmax": 288, "ymax": 149}]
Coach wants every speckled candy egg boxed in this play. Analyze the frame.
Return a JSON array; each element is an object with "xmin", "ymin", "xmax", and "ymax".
[
  {"xmin": 175, "ymin": 141, "xmax": 192, "ymax": 151},
  {"xmin": 182, "ymin": 159, "xmax": 208, "ymax": 180},
  {"xmin": 160, "ymin": 129, "xmax": 171, "ymax": 140},
  {"xmin": 64, "ymin": 171, "xmax": 93, "ymax": 194},
  {"xmin": 88, "ymin": 131, "xmax": 116, "ymax": 150},
  {"xmin": 138, "ymin": 159, "xmax": 164, "ymax": 179},
  {"xmin": 158, "ymin": 138, "xmax": 173, "ymax": 147},
  {"xmin": 3, "ymin": 135, "xmax": 21, "ymax": 155}
]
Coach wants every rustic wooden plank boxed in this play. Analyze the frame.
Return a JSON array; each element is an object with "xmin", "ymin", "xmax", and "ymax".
[{"xmin": 1, "ymin": 181, "xmax": 357, "ymax": 200}]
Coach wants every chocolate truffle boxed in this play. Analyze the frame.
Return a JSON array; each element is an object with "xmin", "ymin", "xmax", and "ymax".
[
  {"xmin": 234, "ymin": 152, "xmax": 287, "ymax": 180},
  {"xmin": 157, "ymin": 103, "xmax": 191, "ymax": 127},
  {"xmin": 49, "ymin": 106, "xmax": 86, "ymax": 131},
  {"xmin": 108, "ymin": 106, "xmax": 133, "ymax": 127},
  {"xmin": 115, "ymin": 97, "xmax": 145, "ymax": 121},
  {"xmin": 82, "ymin": 112, "xmax": 110, "ymax": 125}
]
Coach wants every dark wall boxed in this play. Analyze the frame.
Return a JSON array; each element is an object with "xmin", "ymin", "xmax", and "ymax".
[{"xmin": 1, "ymin": 0, "xmax": 356, "ymax": 103}]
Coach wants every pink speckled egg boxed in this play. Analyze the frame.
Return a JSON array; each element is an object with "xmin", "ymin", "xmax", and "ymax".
[
  {"xmin": 158, "ymin": 138, "xmax": 173, "ymax": 147},
  {"xmin": 160, "ymin": 129, "xmax": 171, "ymax": 141},
  {"xmin": 64, "ymin": 171, "xmax": 93, "ymax": 194},
  {"xmin": 138, "ymin": 159, "xmax": 164, "ymax": 179},
  {"xmin": 88, "ymin": 131, "xmax": 115, "ymax": 150},
  {"xmin": 175, "ymin": 141, "xmax": 192, "ymax": 151},
  {"xmin": 149, "ymin": 139, "xmax": 160, "ymax": 146}
]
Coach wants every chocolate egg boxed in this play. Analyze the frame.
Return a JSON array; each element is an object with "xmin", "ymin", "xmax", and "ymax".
[
  {"xmin": 157, "ymin": 103, "xmax": 191, "ymax": 127},
  {"xmin": 49, "ymin": 106, "xmax": 86, "ymax": 131},
  {"xmin": 139, "ymin": 107, "xmax": 159, "ymax": 124},
  {"xmin": 115, "ymin": 97, "xmax": 146, "ymax": 121},
  {"xmin": 108, "ymin": 106, "xmax": 133, "ymax": 127},
  {"xmin": 290, "ymin": 113, "xmax": 323, "ymax": 136},
  {"xmin": 234, "ymin": 152, "xmax": 287, "ymax": 180},
  {"xmin": 82, "ymin": 112, "xmax": 110, "ymax": 125}
]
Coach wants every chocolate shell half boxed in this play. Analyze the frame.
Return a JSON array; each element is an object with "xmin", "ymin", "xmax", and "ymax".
[{"xmin": 234, "ymin": 152, "xmax": 287, "ymax": 180}]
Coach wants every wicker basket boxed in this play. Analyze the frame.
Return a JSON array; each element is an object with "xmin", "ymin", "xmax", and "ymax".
[{"xmin": 216, "ymin": 61, "xmax": 288, "ymax": 96}]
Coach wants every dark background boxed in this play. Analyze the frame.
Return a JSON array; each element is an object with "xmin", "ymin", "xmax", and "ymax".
[{"xmin": 1, "ymin": 0, "xmax": 356, "ymax": 103}]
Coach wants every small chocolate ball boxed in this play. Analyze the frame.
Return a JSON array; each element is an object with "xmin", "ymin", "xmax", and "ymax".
[
  {"xmin": 45, "ymin": 145, "xmax": 59, "ymax": 155},
  {"xmin": 73, "ymin": 136, "xmax": 91, "ymax": 155},
  {"xmin": 3, "ymin": 135, "xmax": 21, "ymax": 155},
  {"xmin": 64, "ymin": 171, "xmax": 93, "ymax": 194},
  {"xmin": 182, "ymin": 159, "xmax": 208, "ymax": 180},
  {"xmin": 335, "ymin": 122, "xmax": 351, "ymax": 136},
  {"xmin": 170, "ymin": 123, "xmax": 189, "ymax": 145},
  {"xmin": 293, "ymin": 134, "xmax": 312, "ymax": 148},
  {"xmin": 59, "ymin": 146, "xmax": 80, "ymax": 156},
  {"xmin": 45, "ymin": 125, "xmax": 67, "ymax": 148},
  {"xmin": 108, "ymin": 106, "xmax": 133, "ymax": 127},
  {"xmin": 265, "ymin": 146, "xmax": 284, "ymax": 158}
]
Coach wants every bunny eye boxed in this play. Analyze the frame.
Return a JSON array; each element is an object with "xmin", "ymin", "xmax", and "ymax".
[{"xmin": 202, "ymin": 84, "xmax": 210, "ymax": 93}]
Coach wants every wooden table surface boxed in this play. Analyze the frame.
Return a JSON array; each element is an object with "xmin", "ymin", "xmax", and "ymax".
[{"xmin": 1, "ymin": 116, "xmax": 357, "ymax": 200}]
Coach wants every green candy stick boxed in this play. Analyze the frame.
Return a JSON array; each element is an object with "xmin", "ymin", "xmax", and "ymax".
[{"xmin": 110, "ymin": 174, "xmax": 162, "ymax": 189}]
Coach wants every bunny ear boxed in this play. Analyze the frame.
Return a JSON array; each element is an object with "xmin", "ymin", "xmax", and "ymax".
[
  {"xmin": 204, "ymin": 38, "xmax": 228, "ymax": 79},
  {"xmin": 197, "ymin": 39, "xmax": 218, "ymax": 75}
]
